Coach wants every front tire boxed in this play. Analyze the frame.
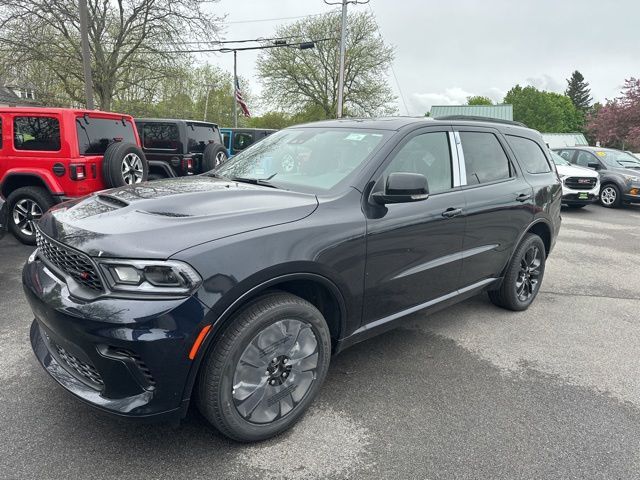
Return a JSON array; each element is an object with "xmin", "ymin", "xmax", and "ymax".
[
  {"xmin": 7, "ymin": 186, "xmax": 54, "ymax": 245},
  {"xmin": 197, "ymin": 292, "xmax": 331, "ymax": 442},
  {"xmin": 600, "ymin": 183, "xmax": 622, "ymax": 208},
  {"xmin": 489, "ymin": 233, "xmax": 546, "ymax": 311}
]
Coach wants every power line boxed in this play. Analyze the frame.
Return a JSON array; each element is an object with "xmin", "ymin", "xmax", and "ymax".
[
  {"xmin": 160, "ymin": 38, "xmax": 335, "ymax": 54},
  {"xmin": 367, "ymin": 3, "xmax": 409, "ymax": 115}
]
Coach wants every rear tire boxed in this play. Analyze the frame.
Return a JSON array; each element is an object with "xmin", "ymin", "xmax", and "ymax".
[
  {"xmin": 489, "ymin": 233, "xmax": 546, "ymax": 311},
  {"xmin": 202, "ymin": 143, "xmax": 228, "ymax": 171},
  {"xmin": 6, "ymin": 186, "xmax": 54, "ymax": 245},
  {"xmin": 600, "ymin": 183, "xmax": 622, "ymax": 208},
  {"xmin": 102, "ymin": 142, "xmax": 148, "ymax": 188},
  {"xmin": 196, "ymin": 291, "xmax": 331, "ymax": 442}
]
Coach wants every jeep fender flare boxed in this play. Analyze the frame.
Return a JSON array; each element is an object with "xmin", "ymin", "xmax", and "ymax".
[{"xmin": 0, "ymin": 169, "xmax": 64, "ymax": 198}]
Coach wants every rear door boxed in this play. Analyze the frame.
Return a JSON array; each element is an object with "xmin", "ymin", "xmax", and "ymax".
[
  {"xmin": 455, "ymin": 127, "xmax": 534, "ymax": 287},
  {"xmin": 362, "ymin": 126, "xmax": 467, "ymax": 324}
]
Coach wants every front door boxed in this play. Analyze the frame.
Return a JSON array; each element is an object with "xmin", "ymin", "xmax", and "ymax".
[{"xmin": 362, "ymin": 128, "xmax": 467, "ymax": 324}]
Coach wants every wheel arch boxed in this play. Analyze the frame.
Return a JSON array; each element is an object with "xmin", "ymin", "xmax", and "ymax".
[{"xmin": 1, "ymin": 172, "xmax": 61, "ymax": 198}]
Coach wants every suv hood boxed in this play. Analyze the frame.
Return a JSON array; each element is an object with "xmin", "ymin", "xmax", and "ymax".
[
  {"xmin": 37, "ymin": 176, "xmax": 318, "ymax": 258},
  {"xmin": 556, "ymin": 164, "xmax": 599, "ymax": 178}
]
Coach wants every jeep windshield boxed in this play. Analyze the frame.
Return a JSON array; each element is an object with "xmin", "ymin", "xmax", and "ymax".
[{"xmin": 212, "ymin": 128, "xmax": 389, "ymax": 193}]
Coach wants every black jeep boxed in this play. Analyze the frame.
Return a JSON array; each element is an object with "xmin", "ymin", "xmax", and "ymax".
[{"xmin": 135, "ymin": 119, "xmax": 228, "ymax": 179}]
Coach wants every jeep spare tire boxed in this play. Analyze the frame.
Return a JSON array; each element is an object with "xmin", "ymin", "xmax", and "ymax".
[
  {"xmin": 102, "ymin": 142, "xmax": 148, "ymax": 188},
  {"xmin": 202, "ymin": 143, "xmax": 228, "ymax": 171}
]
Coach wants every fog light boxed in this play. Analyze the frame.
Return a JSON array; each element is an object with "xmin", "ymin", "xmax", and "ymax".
[{"xmin": 630, "ymin": 188, "xmax": 639, "ymax": 196}]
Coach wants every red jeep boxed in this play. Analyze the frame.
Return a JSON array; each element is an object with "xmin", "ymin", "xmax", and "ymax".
[{"xmin": 0, "ymin": 107, "xmax": 147, "ymax": 244}]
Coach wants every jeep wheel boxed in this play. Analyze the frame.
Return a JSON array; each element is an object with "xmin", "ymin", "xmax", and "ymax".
[
  {"xmin": 488, "ymin": 233, "xmax": 546, "ymax": 311},
  {"xmin": 197, "ymin": 292, "xmax": 331, "ymax": 442},
  {"xmin": 102, "ymin": 142, "xmax": 148, "ymax": 188},
  {"xmin": 7, "ymin": 186, "xmax": 54, "ymax": 245},
  {"xmin": 202, "ymin": 143, "xmax": 228, "ymax": 171},
  {"xmin": 600, "ymin": 183, "xmax": 622, "ymax": 208}
]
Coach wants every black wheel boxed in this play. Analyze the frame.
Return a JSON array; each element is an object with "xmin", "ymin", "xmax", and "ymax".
[
  {"xmin": 202, "ymin": 143, "xmax": 228, "ymax": 171},
  {"xmin": 6, "ymin": 186, "xmax": 54, "ymax": 245},
  {"xmin": 147, "ymin": 173, "xmax": 164, "ymax": 181},
  {"xmin": 489, "ymin": 233, "xmax": 546, "ymax": 311},
  {"xmin": 102, "ymin": 142, "xmax": 148, "ymax": 188},
  {"xmin": 600, "ymin": 183, "xmax": 622, "ymax": 208},
  {"xmin": 197, "ymin": 291, "xmax": 331, "ymax": 442}
]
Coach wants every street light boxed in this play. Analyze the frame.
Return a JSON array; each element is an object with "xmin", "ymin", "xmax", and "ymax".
[{"xmin": 219, "ymin": 40, "xmax": 317, "ymax": 127}]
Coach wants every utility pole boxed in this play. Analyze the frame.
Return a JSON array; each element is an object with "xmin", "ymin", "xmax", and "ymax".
[
  {"xmin": 78, "ymin": 0, "xmax": 94, "ymax": 110},
  {"xmin": 203, "ymin": 85, "xmax": 213, "ymax": 121},
  {"xmin": 336, "ymin": 0, "xmax": 348, "ymax": 118}
]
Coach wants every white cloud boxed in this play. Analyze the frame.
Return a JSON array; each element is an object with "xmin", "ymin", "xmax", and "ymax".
[{"xmin": 524, "ymin": 74, "xmax": 565, "ymax": 93}]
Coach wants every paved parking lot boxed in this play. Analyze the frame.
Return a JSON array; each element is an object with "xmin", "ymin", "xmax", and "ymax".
[{"xmin": 1, "ymin": 203, "xmax": 640, "ymax": 480}]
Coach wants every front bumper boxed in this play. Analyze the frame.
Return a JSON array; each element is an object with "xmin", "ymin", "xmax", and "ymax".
[
  {"xmin": 562, "ymin": 192, "xmax": 598, "ymax": 206},
  {"xmin": 24, "ymin": 253, "xmax": 210, "ymax": 420},
  {"xmin": 623, "ymin": 186, "xmax": 640, "ymax": 204}
]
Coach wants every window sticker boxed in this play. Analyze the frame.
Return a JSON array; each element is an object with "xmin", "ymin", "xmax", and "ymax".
[
  {"xmin": 345, "ymin": 133, "xmax": 367, "ymax": 141},
  {"xmin": 596, "ymin": 151, "xmax": 607, "ymax": 157}
]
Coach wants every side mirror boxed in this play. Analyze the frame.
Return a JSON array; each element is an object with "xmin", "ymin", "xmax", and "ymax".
[
  {"xmin": 587, "ymin": 162, "xmax": 601, "ymax": 170},
  {"xmin": 372, "ymin": 172, "xmax": 429, "ymax": 205}
]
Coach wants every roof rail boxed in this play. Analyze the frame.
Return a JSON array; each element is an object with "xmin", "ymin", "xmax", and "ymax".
[{"xmin": 434, "ymin": 115, "xmax": 527, "ymax": 128}]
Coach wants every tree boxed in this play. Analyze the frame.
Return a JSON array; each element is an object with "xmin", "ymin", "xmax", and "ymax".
[
  {"xmin": 503, "ymin": 85, "xmax": 582, "ymax": 132},
  {"xmin": 565, "ymin": 70, "xmax": 592, "ymax": 112},
  {"xmin": 256, "ymin": 11, "xmax": 396, "ymax": 118},
  {"xmin": 588, "ymin": 78, "xmax": 640, "ymax": 150},
  {"xmin": 0, "ymin": 0, "xmax": 222, "ymax": 111},
  {"xmin": 467, "ymin": 96, "xmax": 493, "ymax": 106}
]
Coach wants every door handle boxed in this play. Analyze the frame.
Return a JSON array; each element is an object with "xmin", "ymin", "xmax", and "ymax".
[
  {"xmin": 516, "ymin": 193, "xmax": 532, "ymax": 202},
  {"xmin": 442, "ymin": 207, "xmax": 463, "ymax": 218}
]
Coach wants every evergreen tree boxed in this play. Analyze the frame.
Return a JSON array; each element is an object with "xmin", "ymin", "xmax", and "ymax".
[{"xmin": 565, "ymin": 70, "xmax": 592, "ymax": 111}]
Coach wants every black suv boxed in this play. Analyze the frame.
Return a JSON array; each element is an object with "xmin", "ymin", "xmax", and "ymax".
[
  {"xmin": 24, "ymin": 117, "xmax": 561, "ymax": 442},
  {"xmin": 554, "ymin": 146, "xmax": 640, "ymax": 208},
  {"xmin": 135, "ymin": 119, "xmax": 227, "ymax": 179}
]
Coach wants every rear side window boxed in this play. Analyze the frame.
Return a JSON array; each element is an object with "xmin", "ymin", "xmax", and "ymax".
[
  {"xmin": 187, "ymin": 124, "xmax": 217, "ymax": 153},
  {"xmin": 384, "ymin": 131, "xmax": 453, "ymax": 194},
  {"xmin": 76, "ymin": 117, "xmax": 136, "ymax": 155},
  {"xmin": 14, "ymin": 116, "xmax": 60, "ymax": 151},
  {"xmin": 141, "ymin": 123, "xmax": 180, "ymax": 151},
  {"xmin": 506, "ymin": 135, "xmax": 551, "ymax": 174},
  {"xmin": 233, "ymin": 132, "xmax": 254, "ymax": 151},
  {"xmin": 460, "ymin": 132, "xmax": 511, "ymax": 184}
]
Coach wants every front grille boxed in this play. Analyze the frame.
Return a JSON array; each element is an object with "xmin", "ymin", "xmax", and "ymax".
[
  {"xmin": 564, "ymin": 177, "xmax": 597, "ymax": 190},
  {"xmin": 36, "ymin": 229, "xmax": 104, "ymax": 292},
  {"xmin": 54, "ymin": 343, "xmax": 104, "ymax": 390}
]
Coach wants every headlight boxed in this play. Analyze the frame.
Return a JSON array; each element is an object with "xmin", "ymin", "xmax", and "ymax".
[
  {"xmin": 622, "ymin": 174, "xmax": 639, "ymax": 182},
  {"xmin": 99, "ymin": 259, "xmax": 201, "ymax": 295}
]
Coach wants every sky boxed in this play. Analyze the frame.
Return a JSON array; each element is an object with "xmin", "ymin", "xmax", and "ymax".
[{"xmin": 204, "ymin": 0, "xmax": 639, "ymax": 116}]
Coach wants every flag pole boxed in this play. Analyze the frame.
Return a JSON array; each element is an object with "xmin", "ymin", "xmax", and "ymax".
[{"xmin": 233, "ymin": 49, "xmax": 238, "ymax": 128}]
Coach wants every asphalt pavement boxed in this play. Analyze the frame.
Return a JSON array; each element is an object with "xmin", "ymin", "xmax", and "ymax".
[{"xmin": 1, "ymin": 203, "xmax": 639, "ymax": 479}]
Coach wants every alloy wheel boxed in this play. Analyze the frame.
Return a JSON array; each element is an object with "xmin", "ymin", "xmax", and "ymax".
[
  {"xmin": 516, "ymin": 245, "xmax": 542, "ymax": 302},
  {"xmin": 12, "ymin": 199, "xmax": 42, "ymax": 236},
  {"xmin": 601, "ymin": 186, "xmax": 617, "ymax": 206},
  {"xmin": 121, "ymin": 153, "xmax": 144, "ymax": 184},
  {"xmin": 232, "ymin": 319, "xmax": 319, "ymax": 424},
  {"xmin": 215, "ymin": 151, "xmax": 227, "ymax": 167}
]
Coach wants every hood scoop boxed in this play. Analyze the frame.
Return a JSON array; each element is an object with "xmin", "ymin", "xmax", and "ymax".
[{"xmin": 97, "ymin": 194, "xmax": 129, "ymax": 209}]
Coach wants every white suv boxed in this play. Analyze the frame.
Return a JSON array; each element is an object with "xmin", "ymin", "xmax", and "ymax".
[{"xmin": 550, "ymin": 151, "xmax": 600, "ymax": 208}]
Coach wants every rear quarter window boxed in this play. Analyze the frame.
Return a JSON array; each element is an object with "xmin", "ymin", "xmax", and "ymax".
[
  {"xmin": 76, "ymin": 117, "xmax": 137, "ymax": 155},
  {"xmin": 507, "ymin": 135, "xmax": 552, "ymax": 174}
]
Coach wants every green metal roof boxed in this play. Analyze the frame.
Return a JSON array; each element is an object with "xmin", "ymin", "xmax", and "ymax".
[
  {"xmin": 541, "ymin": 133, "xmax": 589, "ymax": 148},
  {"xmin": 430, "ymin": 104, "xmax": 513, "ymax": 121}
]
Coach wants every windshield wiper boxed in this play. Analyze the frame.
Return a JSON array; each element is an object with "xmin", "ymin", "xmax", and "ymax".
[{"xmin": 230, "ymin": 173, "xmax": 279, "ymax": 189}]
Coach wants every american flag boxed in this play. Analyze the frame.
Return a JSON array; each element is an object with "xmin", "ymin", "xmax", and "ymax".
[{"xmin": 235, "ymin": 78, "xmax": 251, "ymax": 117}]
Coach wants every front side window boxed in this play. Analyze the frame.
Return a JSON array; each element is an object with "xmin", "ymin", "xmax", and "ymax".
[
  {"xmin": 14, "ymin": 116, "xmax": 60, "ymax": 151},
  {"xmin": 186, "ymin": 123, "xmax": 217, "ymax": 153},
  {"xmin": 383, "ymin": 132, "xmax": 453, "ymax": 194},
  {"xmin": 141, "ymin": 123, "xmax": 180, "ymax": 151},
  {"xmin": 221, "ymin": 132, "xmax": 230, "ymax": 149},
  {"xmin": 507, "ymin": 135, "xmax": 551, "ymax": 174},
  {"xmin": 575, "ymin": 151, "xmax": 596, "ymax": 168},
  {"xmin": 215, "ymin": 128, "xmax": 389, "ymax": 193},
  {"xmin": 76, "ymin": 117, "xmax": 136, "ymax": 155},
  {"xmin": 460, "ymin": 132, "xmax": 511, "ymax": 184},
  {"xmin": 233, "ymin": 132, "xmax": 254, "ymax": 151}
]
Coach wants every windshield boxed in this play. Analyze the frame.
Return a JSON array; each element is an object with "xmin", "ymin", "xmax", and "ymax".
[
  {"xmin": 213, "ymin": 128, "xmax": 389, "ymax": 193},
  {"xmin": 596, "ymin": 149, "xmax": 640, "ymax": 169},
  {"xmin": 550, "ymin": 151, "xmax": 570, "ymax": 166}
]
